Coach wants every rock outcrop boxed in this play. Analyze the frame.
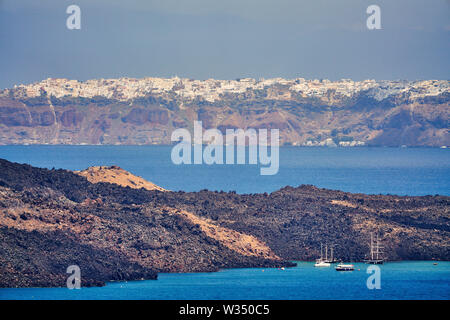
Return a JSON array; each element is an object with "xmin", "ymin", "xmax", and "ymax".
[{"xmin": 74, "ymin": 166, "xmax": 166, "ymax": 192}]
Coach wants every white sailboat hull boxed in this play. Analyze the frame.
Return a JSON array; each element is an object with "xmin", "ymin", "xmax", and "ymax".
[{"xmin": 314, "ymin": 261, "xmax": 331, "ymax": 267}]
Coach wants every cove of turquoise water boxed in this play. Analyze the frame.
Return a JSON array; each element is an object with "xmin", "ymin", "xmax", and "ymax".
[
  {"xmin": 0, "ymin": 146, "xmax": 449, "ymax": 300},
  {"xmin": 1, "ymin": 262, "xmax": 449, "ymax": 300},
  {"xmin": 0, "ymin": 146, "xmax": 448, "ymax": 195}
]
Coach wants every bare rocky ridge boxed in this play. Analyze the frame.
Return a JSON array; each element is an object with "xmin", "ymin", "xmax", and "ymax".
[
  {"xmin": 163, "ymin": 187, "xmax": 449, "ymax": 262},
  {"xmin": 0, "ymin": 159, "xmax": 288, "ymax": 288},
  {"xmin": 0, "ymin": 159, "xmax": 448, "ymax": 288},
  {"xmin": 0, "ymin": 77, "xmax": 448, "ymax": 146},
  {"xmin": 74, "ymin": 166, "xmax": 166, "ymax": 191},
  {"xmin": 74, "ymin": 167, "xmax": 277, "ymax": 259}
]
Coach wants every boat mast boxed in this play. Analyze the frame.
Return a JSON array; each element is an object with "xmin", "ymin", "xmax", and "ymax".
[
  {"xmin": 376, "ymin": 233, "xmax": 379, "ymax": 260},
  {"xmin": 320, "ymin": 243, "xmax": 323, "ymax": 261},
  {"xmin": 370, "ymin": 232, "xmax": 374, "ymax": 260},
  {"xmin": 325, "ymin": 244, "xmax": 328, "ymax": 261}
]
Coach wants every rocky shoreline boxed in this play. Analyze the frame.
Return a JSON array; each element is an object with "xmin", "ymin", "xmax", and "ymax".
[{"xmin": 0, "ymin": 159, "xmax": 448, "ymax": 287}]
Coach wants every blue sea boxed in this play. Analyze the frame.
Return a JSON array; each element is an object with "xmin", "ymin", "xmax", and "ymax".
[
  {"xmin": 0, "ymin": 146, "xmax": 449, "ymax": 300},
  {"xmin": 0, "ymin": 145, "xmax": 448, "ymax": 195},
  {"xmin": 0, "ymin": 262, "xmax": 449, "ymax": 300}
]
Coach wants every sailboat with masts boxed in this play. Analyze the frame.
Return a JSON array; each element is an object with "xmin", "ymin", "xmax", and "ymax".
[
  {"xmin": 314, "ymin": 243, "xmax": 337, "ymax": 267},
  {"xmin": 323, "ymin": 244, "xmax": 339, "ymax": 263},
  {"xmin": 314, "ymin": 244, "xmax": 331, "ymax": 267},
  {"xmin": 364, "ymin": 232, "xmax": 384, "ymax": 264}
]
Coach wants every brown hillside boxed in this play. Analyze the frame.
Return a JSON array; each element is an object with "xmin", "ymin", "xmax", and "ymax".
[{"xmin": 74, "ymin": 166, "xmax": 166, "ymax": 192}]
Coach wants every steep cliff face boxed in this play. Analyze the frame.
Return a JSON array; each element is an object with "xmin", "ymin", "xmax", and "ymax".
[{"xmin": 0, "ymin": 78, "xmax": 448, "ymax": 146}]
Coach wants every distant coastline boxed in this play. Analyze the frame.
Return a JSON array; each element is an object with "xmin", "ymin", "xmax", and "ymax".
[
  {"xmin": 1, "ymin": 143, "xmax": 449, "ymax": 148},
  {"xmin": 0, "ymin": 77, "xmax": 448, "ymax": 147}
]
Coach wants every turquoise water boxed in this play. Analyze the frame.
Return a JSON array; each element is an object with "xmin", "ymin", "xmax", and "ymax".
[
  {"xmin": 0, "ymin": 146, "xmax": 449, "ymax": 195},
  {"xmin": 0, "ymin": 146, "xmax": 449, "ymax": 299},
  {"xmin": 1, "ymin": 262, "xmax": 449, "ymax": 300}
]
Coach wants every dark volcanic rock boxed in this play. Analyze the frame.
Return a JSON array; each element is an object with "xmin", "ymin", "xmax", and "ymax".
[
  {"xmin": 150, "ymin": 186, "xmax": 450, "ymax": 262},
  {"xmin": 0, "ymin": 159, "xmax": 448, "ymax": 288},
  {"xmin": 0, "ymin": 159, "xmax": 290, "ymax": 288},
  {"xmin": 0, "ymin": 227, "xmax": 157, "ymax": 288}
]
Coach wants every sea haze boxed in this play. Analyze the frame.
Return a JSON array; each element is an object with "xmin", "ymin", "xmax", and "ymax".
[{"xmin": 0, "ymin": 146, "xmax": 448, "ymax": 196}]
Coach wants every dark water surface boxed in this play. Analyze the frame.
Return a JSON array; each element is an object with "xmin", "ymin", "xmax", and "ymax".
[{"xmin": 0, "ymin": 146, "xmax": 448, "ymax": 195}]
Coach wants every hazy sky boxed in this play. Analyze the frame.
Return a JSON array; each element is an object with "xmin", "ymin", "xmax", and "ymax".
[{"xmin": 0, "ymin": 0, "xmax": 449, "ymax": 88}]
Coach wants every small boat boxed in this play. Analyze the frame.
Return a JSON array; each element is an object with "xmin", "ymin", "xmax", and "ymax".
[
  {"xmin": 335, "ymin": 263, "xmax": 354, "ymax": 271},
  {"xmin": 314, "ymin": 243, "xmax": 331, "ymax": 267}
]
